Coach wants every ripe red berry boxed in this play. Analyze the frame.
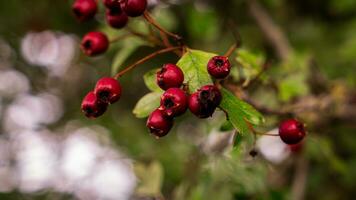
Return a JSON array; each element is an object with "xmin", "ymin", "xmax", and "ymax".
[
  {"xmin": 122, "ymin": 0, "xmax": 147, "ymax": 17},
  {"xmin": 188, "ymin": 85, "xmax": 222, "ymax": 118},
  {"xmin": 72, "ymin": 0, "xmax": 98, "ymax": 22},
  {"xmin": 81, "ymin": 32, "xmax": 109, "ymax": 56},
  {"xmin": 147, "ymin": 109, "xmax": 173, "ymax": 138},
  {"xmin": 156, "ymin": 64, "xmax": 184, "ymax": 91},
  {"xmin": 288, "ymin": 142, "xmax": 303, "ymax": 153},
  {"xmin": 105, "ymin": 5, "xmax": 129, "ymax": 29},
  {"xmin": 279, "ymin": 119, "xmax": 306, "ymax": 144},
  {"xmin": 207, "ymin": 56, "xmax": 231, "ymax": 79},
  {"xmin": 103, "ymin": 0, "xmax": 121, "ymax": 8},
  {"xmin": 94, "ymin": 77, "xmax": 122, "ymax": 104},
  {"xmin": 81, "ymin": 91, "xmax": 108, "ymax": 118},
  {"xmin": 159, "ymin": 88, "xmax": 188, "ymax": 118}
]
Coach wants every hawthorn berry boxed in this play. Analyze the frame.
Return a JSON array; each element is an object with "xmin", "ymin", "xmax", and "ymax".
[
  {"xmin": 105, "ymin": 4, "xmax": 129, "ymax": 29},
  {"xmin": 122, "ymin": 0, "xmax": 147, "ymax": 17},
  {"xmin": 279, "ymin": 119, "xmax": 306, "ymax": 144},
  {"xmin": 81, "ymin": 91, "xmax": 108, "ymax": 118},
  {"xmin": 72, "ymin": 0, "xmax": 98, "ymax": 22},
  {"xmin": 103, "ymin": 0, "xmax": 121, "ymax": 8},
  {"xmin": 188, "ymin": 85, "xmax": 222, "ymax": 118},
  {"xmin": 147, "ymin": 109, "xmax": 173, "ymax": 138},
  {"xmin": 94, "ymin": 77, "xmax": 122, "ymax": 104},
  {"xmin": 81, "ymin": 32, "xmax": 109, "ymax": 56},
  {"xmin": 207, "ymin": 56, "xmax": 231, "ymax": 79},
  {"xmin": 159, "ymin": 88, "xmax": 188, "ymax": 118},
  {"xmin": 156, "ymin": 64, "xmax": 184, "ymax": 91}
]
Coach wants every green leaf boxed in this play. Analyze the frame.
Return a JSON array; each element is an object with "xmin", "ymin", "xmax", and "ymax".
[
  {"xmin": 133, "ymin": 92, "xmax": 161, "ymax": 118},
  {"xmin": 111, "ymin": 37, "xmax": 148, "ymax": 76},
  {"xmin": 143, "ymin": 68, "xmax": 162, "ymax": 92},
  {"xmin": 220, "ymin": 88, "xmax": 264, "ymax": 134},
  {"xmin": 134, "ymin": 161, "xmax": 164, "ymax": 197},
  {"xmin": 176, "ymin": 49, "xmax": 215, "ymax": 92}
]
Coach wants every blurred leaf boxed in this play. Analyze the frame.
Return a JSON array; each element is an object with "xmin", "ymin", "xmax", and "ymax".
[
  {"xmin": 143, "ymin": 68, "xmax": 162, "ymax": 92},
  {"xmin": 133, "ymin": 92, "xmax": 161, "ymax": 118},
  {"xmin": 176, "ymin": 49, "xmax": 215, "ymax": 92},
  {"xmin": 235, "ymin": 49, "xmax": 265, "ymax": 84},
  {"xmin": 220, "ymin": 120, "xmax": 234, "ymax": 132},
  {"xmin": 278, "ymin": 73, "xmax": 309, "ymax": 101},
  {"xmin": 220, "ymin": 88, "xmax": 264, "ymax": 134},
  {"xmin": 111, "ymin": 37, "xmax": 149, "ymax": 76},
  {"xmin": 186, "ymin": 7, "xmax": 219, "ymax": 41},
  {"xmin": 135, "ymin": 161, "xmax": 164, "ymax": 197},
  {"xmin": 152, "ymin": 7, "xmax": 177, "ymax": 31}
]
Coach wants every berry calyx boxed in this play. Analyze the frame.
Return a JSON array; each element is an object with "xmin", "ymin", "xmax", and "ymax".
[
  {"xmin": 156, "ymin": 64, "xmax": 184, "ymax": 91},
  {"xmin": 81, "ymin": 91, "xmax": 108, "ymax": 118},
  {"xmin": 188, "ymin": 85, "xmax": 222, "ymax": 118},
  {"xmin": 105, "ymin": 4, "xmax": 129, "ymax": 29},
  {"xmin": 81, "ymin": 32, "xmax": 109, "ymax": 56},
  {"xmin": 159, "ymin": 88, "xmax": 188, "ymax": 118},
  {"xmin": 278, "ymin": 119, "xmax": 306, "ymax": 144},
  {"xmin": 72, "ymin": 0, "xmax": 98, "ymax": 22},
  {"xmin": 207, "ymin": 56, "xmax": 231, "ymax": 79},
  {"xmin": 147, "ymin": 109, "xmax": 173, "ymax": 138},
  {"xmin": 122, "ymin": 0, "xmax": 147, "ymax": 17},
  {"xmin": 94, "ymin": 77, "xmax": 122, "ymax": 104}
]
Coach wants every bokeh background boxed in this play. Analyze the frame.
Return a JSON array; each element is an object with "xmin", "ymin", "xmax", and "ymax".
[{"xmin": 0, "ymin": 0, "xmax": 356, "ymax": 199}]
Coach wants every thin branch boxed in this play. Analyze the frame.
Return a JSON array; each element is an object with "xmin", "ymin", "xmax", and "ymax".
[
  {"xmin": 224, "ymin": 43, "xmax": 237, "ymax": 57},
  {"xmin": 113, "ymin": 46, "xmax": 182, "ymax": 79}
]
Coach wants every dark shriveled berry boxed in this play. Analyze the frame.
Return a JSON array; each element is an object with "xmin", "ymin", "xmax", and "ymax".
[
  {"xmin": 122, "ymin": 0, "xmax": 147, "ymax": 17},
  {"xmin": 105, "ymin": 4, "xmax": 128, "ymax": 29},
  {"xmin": 159, "ymin": 88, "xmax": 188, "ymax": 118},
  {"xmin": 81, "ymin": 32, "xmax": 109, "ymax": 56},
  {"xmin": 72, "ymin": 0, "xmax": 98, "ymax": 22},
  {"xmin": 81, "ymin": 91, "xmax": 108, "ymax": 118},
  {"xmin": 147, "ymin": 109, "xmax": 173, "ymax": 138},
  {"xmin": 156, "ymin": 64, "xmax": 184, "ymax": 91},
  {"xmin": 188, "ymin": 85, "xmax": 222, "ymax": 118},
  {"xmin": 207, "ymin": 56, "xmax": 231, "ymax": 79},
  {"xmin": 94, "ymin": 77, "xmax": 122, "ymax": 104},
  {"xmin": 279, "ymin": 119, "xmax": 306, "ymax": 144}
]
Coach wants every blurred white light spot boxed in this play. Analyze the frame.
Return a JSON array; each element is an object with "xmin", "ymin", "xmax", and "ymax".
[
  {"xmin": 0, "ymin": 70, "xmax": 30, "ymax": 97},
  {"xmin": 21, "ymin": 31, "xmax": 78, "ymax": 77},
  {"xmin": 257, "ymin": 129, "xmax": 290, "ymax": 164}
]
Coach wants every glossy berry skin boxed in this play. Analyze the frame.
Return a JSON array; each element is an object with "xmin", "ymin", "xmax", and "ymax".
[
  {"xmin": 81, "ymin": 91, "xmax": 108, "ymax": 118},
  {"xmin": 105, "ymin": 5, "xmax": 129, "ymax": 29},
  {"xmin": 94, "ymin": 77, "xmax": 122, "ymax": 104},
  {"xmin": 207, "ymin": 56, "xmax": 231, "ymax": 79},
  {"xmin": 147, "ymin": 109, "xmax": 173, "ymax": 138},
  {"xmin": 81, "ymin": 32, "xmax": 109, "ymax": 56},
  {"xmin": 122, "ymin": 0, "xmax": 147, "ymax": 17},
  {"xmin": 103, "ymin": 0, "xmax": 121, "ymax": 8},
  {"xmin": 279, "ymin": 119, "xmax": 306, "ymax": 144},
  {"xmin": 156, "ymin": 64, "xmax": 184, "ymax": 91},
  {"xmin": 188, "ymin": 85, "xmax": 222, "ymax": 118},
  {"xmin": 72, "ymin": 0, "xmax": 98, "ymax": 22},
  {"xmin": 159, "ymin": 88, "xmax": 188, "ymax": 118}
]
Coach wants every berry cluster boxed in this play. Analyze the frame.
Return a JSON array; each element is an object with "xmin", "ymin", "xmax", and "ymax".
[
  {"xmin": 81, "ymin": 77, "xmax": 122, "ymax": 118},
  {"xmin": 73, "ymin": 0, "xmax": 148, "ymax": 57}
]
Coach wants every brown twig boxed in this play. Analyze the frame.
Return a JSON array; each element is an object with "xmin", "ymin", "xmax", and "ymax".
[
  {"xmin": 224, "ymin": 43, "xmax": 237, "ymax": 57},
  {"xmin": 113, "ymin": 46, "xmax": 182, "ymax": 79},
  {"xmin": 143, "ymin": 11, "xmax": 182, "ymax": 42}
]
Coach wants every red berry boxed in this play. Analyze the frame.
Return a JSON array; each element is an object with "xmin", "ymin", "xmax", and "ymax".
[
  {"xmin": 81, "ymin": 91, "xmax": 108, "ymax": 118},
  {"xmin": 279, "ymin": 119, "xmax": 306, "ymax": 144},
  {"xmin": 188, "ymin": 85, "xmax": 222, "ymax": 118},
  {"xmin": 105, "ymin": 5, "xmax": 129, "ymax": 29},
  {"xmin": 94, "ymin": 77, "xmax": 122, "ymax": 104},
  {"xmin": 159, "ymin": 88, "xmax": 188, "ymax": 118},
  {"xmin": 147, "ymin": 109, "xmax": 173, "ymax": 138},
  {"xmin": 103, "ymin": 0, "xmax": 121, "ymax": 8},
  {"xmin": 81, "ymin": 32, "xmax": 109, "ymax": 56},
  {"xmin": 207, "ymin": 56, "xmax": 231, "ymax": 79},
  {"xmin": 288, "ymin": 142, "xmax": 303, "ymax": 153},
  {"xmin": 72, "ymin": 0, "xmax": 98, "ymax": 22},
  {"xmin": 156, "ymin": 64, "xmax": 184, "ymax": 91},
  {"xmin": 122, "ymin": 0, "xmax": 147, "ymax": 17}
]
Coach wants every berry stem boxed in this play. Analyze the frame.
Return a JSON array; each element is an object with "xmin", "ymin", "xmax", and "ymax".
[
  {"xmin": 224, "ymin": 43, "xmax": 237, "ymax": 57},
  {"xmin": 245, "ymin": 119, "xmax": 279, "ymax": 137},
  {"xmin": 143, "ymin": 11, "xmax": 182, "ymax": 42},
  {"xmin": 113, "ymin": 46, "xmax": 182, "ymax": 79},
  {"xmin": 109, "ymin": 33, "xmax": 132, "ymax": 43}
]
